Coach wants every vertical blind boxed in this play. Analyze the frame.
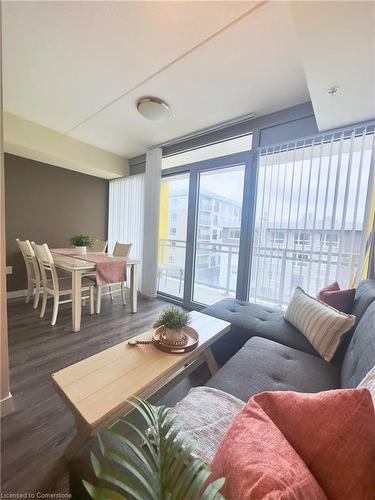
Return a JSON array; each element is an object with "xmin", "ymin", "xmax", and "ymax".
[
  {"xmin": 108, "ymin": 174, "xmax": 145, "ymax": 285},
  {"xmin": 249, "ymin": 124, "xmax": 375, "ymax": 309}
]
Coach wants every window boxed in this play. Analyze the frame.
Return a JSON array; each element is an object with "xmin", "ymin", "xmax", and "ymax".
[
  {"xmin": 212, "ymin": 229, "xmax": 218, "ymax": 240},
  {"xmin": 213, "ymin": 215, "xmax": 218, "ymax": 226},
  {"xmin": 214, "ymin": 202, "xmax": 219, "ymax": 212},
  {"xmin": 292, "ymin": 252, "xmax": 309, "ymax": 267},
  {"xmin": 250, "ymin": 126, "xmax": 374, "ymax": 308},
  {"xmin": 229, "ymin": 229, "xmax": 240, "ymax": 239},
  {"xmin": 158, "ymin": 173, "xmax": 190, "ymax": 298},
  {"xmin": 170, "ymin": 213, "xmax": 177, "ymax": 225},
  {"xmin": 198, "ymin": 227, "xmax": 210, "ymax": 240},
  {"xmin": 270, "ymin": 231, "xmax": 285, "ymax": 244},
  {"xmin": 294, "ymin": 232, "xmax": 310, "ymax": 246},
  {"xmin": 199, "ymin": 212, "xmax": 211, "ymax": 225},
  {"xmin": 162, "ymin": 134, "xmax": 252, "ymax": 169},
  {"xmin": 320, "ymin": 233, "xmax": 339, "ymax": 247}
]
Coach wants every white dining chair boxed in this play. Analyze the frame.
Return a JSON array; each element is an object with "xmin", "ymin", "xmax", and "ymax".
[
  {"xmin": 32, "ymin": 242, "xmax": 95, "ymax": 326},
  {"xmin": 89, "ymin": 239, "xmax": 108, "ymax": 253},
  {"xmin": 95, "ymin": 241, "xmax": 132, "ymax": 314},
  {"xmin": 16, "ymin": 238, "xmax": 42, "ymax": 309}
]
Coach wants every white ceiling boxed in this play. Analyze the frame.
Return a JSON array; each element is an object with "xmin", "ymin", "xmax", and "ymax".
[
  {"xmin": 3, "ymin": 1, "xmax": 374, "ymax": 160},
  {"xmin": 290, "ymin": 1, "xmax": 375, "ymax": 131}
]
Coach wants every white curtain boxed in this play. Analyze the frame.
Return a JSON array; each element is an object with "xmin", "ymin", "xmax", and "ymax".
[
  {"xmin": 108, "ymin": 173, "xmax": 145, "ymax": 286},
  {"xmin": 250, "ymin": 125, "xmax": 374, "ymax": 309},
  {"xmin": 141, "ymin": 148, "xmax": 162, "ymax": 297}
]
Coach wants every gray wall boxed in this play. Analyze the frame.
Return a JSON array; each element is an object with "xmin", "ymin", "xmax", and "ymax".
[{"xmin": 5, "ymin": 154, "xmax": 108, "ymax": 292}]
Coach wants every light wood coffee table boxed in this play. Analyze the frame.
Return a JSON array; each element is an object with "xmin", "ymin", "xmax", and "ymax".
[{"xmin": 52, "ymin": 311, "xmax": 230, "ymax": 459}]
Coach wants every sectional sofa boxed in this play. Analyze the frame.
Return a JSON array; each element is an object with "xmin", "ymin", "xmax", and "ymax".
[{"xmin": 70, "ymin": 279, "xmax": 375, "ymax": 498}]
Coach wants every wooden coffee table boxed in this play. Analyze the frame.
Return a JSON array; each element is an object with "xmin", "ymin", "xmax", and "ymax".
[{"xmin": 52, "ymin": 311, "xmax": 230, "ymax": 459}]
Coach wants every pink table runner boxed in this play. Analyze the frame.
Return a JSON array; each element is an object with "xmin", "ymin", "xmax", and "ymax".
[{"xmin": 51, "ymin": 248, "xmax": 127, "ymax": 285}]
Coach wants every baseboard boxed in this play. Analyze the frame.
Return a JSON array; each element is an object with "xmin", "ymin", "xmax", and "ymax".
[
  {"xmin": 7, "ymin": 289, "xmax": 27, "ymax": 299},
  {"xmin": 1, "ymin": 393, "xmax": 14, "ymax": 417}
]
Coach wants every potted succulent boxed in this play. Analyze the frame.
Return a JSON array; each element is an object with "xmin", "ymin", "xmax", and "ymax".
[
  {"xmin": 155, "ymin": 307, "xmax": 191, "ymax": 344},
  {"xmin": 69, "ymin": 234, "xmax": 92, "ymax": 255}
]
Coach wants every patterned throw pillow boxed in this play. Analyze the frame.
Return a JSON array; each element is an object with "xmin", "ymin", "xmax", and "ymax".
[
  {"xmin": 358, "ymin": 366, "xmax": 375, "ymax": 406},
  {"xmin": 285, "ymin": 287, "xmax": 355, "ymax": 361},
  {"xmin": 172, "ymin": 387, "xmax": 245, "ymax": 462}
]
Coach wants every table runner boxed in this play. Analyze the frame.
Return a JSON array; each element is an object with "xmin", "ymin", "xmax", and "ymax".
[{"xmin": 51, "ymin": 248, "xmax": 127, "ymax": 285}]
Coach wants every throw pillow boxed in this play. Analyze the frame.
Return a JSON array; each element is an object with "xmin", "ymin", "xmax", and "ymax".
[
  {"xmin": 253, "ymin": 390, "xmax": 375, "ymax": 499},
  {"xmin": 211, "ymin": 389, "xmax": 375, "ymax": 500},
  {"xmin": 172, "ymin": 387, "xmax": 245, "ymax": 462},
  {"xmin": 284, "ymin": 287, "xmax": 355, "ymax": 361},
  {"xmin": 210, "ymin": 393, "xmax": 327, "ymax": 500},
  {"xmin": 317, "ymin": 281, "xmax": 356, "ymax": 313},
  {"xmin": 358, "ymin": 366, "xmax": 375, "ymax": 406}
]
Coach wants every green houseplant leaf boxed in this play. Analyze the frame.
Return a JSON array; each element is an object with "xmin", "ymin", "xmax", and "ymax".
[
  {"xmin": 83, "ymin": 399, "xmax": 225, "ymax": 500},
  {"xmin": 155, "ymin": 307, "xmax": 191, "ymax": 331},
  {"xmin": 69, "ymin": 234, "xmax": 92, "ymax": 247}
]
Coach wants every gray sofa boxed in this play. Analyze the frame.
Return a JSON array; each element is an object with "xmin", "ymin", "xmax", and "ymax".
[
  {"xmin": 203, "ymin": 279, "xmax": 375, "ymax": 366},
  {"xmin": 69, "ymin": 280, "xmax": 375, "ymax": 498}
]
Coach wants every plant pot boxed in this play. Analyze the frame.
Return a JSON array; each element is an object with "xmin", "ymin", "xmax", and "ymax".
[
  {"xmin": 75, "ymin": 246, "xmax": 87, "ymax": 255},
  {"xmin": 164, "ymin": 328, "xmax": 184, "ymax": 344}
]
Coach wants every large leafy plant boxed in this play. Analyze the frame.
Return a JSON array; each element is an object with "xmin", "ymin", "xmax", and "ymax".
[
  {"xmin": 69, "ymin": 234, "xmax": 92, "ymax": 247},
  {"xmin": 83, "ymin": 399, "xmax": 225, "ymax": 500}
]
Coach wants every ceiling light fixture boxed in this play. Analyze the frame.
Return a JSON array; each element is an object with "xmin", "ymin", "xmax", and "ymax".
[
  {"xmin": 327, "ymin": 85, "xmax": 340, "ymax": 95},
  {"xmin": 137, "ymin": 97, "xmax": 170, "ymax": 121}
]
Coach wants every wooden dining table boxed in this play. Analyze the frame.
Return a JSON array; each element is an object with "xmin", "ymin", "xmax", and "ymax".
[{"xmin": 51, "ymin": 251, "xmax": 140, "ymax": 333}]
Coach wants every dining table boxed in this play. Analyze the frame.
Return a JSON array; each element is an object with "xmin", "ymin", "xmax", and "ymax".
[{"xmin": 50, "ymin": 250, "xmax": 140, "ymax": 333}]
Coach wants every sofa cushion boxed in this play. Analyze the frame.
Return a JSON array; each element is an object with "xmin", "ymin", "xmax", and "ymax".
[
  {"xmin": 206, "ymin": 337, "xmax": 341, "ymax": 401},
  {"xmin": 341, "ymin": 301, "xmax": 375, "ymax": 388},
  {"xmin": 203, "ymin": 298, "xmax": 318, "ymax": 356},
  {"xmin": 350, "ymin": 279, "xmax": 375, "ymax": 324}
]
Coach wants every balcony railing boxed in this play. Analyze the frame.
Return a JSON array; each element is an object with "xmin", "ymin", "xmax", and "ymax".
[{"xmin": 158, "ymin": 238, "xmax": 359, "ymax": 308}]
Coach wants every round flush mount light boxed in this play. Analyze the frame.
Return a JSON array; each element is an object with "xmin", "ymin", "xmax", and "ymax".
[
  {"xmin": 327, "ymin": 85, "xmax": 340, "ymax": 95},
  {"xmin": 137, "ymin": 97, "xmax": 170, "ymax": 121}
]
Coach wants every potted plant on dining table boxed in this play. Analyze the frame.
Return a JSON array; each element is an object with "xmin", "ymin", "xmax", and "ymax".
[{"xmin": 69, "ymin": 234, "xmax": 92, "ymax": 255}]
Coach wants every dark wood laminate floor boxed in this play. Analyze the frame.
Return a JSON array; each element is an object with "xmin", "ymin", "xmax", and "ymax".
[{"xmin": 1, "ymin": 293, "xmax": 210, "ymax": 495}]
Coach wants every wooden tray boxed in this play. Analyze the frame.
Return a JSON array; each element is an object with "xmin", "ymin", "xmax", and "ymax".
[{"xmin": 153, "ymin": 326, "xmax": 199, "ymax": 354}]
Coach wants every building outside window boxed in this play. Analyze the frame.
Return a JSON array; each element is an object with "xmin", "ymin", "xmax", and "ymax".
[
  {"xmin": 270, "ymin": 231, "xmax": 285, "ymax": 244},
  {"xmin": 294, "ymin": 232, "xmax": 310, "ymax": 246},
  {"xmin": 320, "ymin": 233, "xmax": 339, "ymax": 247}
]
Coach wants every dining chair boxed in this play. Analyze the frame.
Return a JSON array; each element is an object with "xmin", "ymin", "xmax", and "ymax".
[
  {"xmin": 89, "ymin": 239, "xmax": 108, "ymax": 253},
  {"xmin": 16, "ymin": 238, "xmax": 42, "ymax": 309},
  {"xmin": 32, "ymin": 242, "xmax": 95, "ymax": 326},
  {"xmin": 95, "ymin": 241, "xmax": 132, "ymax": 314}
]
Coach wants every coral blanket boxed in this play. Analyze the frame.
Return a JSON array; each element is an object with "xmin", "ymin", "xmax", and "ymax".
[{"xmin": 51, "ymin": 248, "xmax": 127, "ymax": 285}]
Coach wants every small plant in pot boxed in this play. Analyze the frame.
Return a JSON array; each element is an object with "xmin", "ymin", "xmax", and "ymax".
[
  {"xmin": 155, "ymin": 307, "xmax": 191, "ymax": 344},
  {"xmin": 69, "ymin": 234, "xmax": 92, "ymax": 255}
]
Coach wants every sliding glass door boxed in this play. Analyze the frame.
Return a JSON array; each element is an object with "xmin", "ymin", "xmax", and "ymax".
[
  {"xmin": 192, "ymin": 165, "xmax": 245, "ymax": 305},
  {"xmin": 158, "ymin": 145, "xmax": 252, "ymax": 308}
]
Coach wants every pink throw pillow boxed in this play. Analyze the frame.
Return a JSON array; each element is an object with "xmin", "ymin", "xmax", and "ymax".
[
  {"xmin": 210, "ymin": 397, "xmax": 327, "ymax": 499},
  {"xmin": 211, "ymin": 389, "xmax": 375, "ymax": 500},
  {"xmin": 317, "ymin": 281, "xmax": 356, "ymax": 313}
]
